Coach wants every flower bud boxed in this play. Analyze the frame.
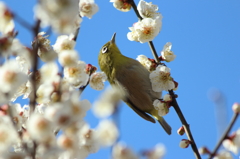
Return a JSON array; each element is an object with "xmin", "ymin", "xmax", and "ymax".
[
  {"xmin": 177, "ymin": 126, "xmax": 185, "ymax": 136},
  {"xmin": 163, "ymin": 94, "xmax": 172, "ymax": 102},
  {"xmin": 232, "ymin": 103, "xmax": 240, "ymax": 113},
  {"xmin": 198, "ymin": 147, "xmax": 211, "ymax": 155},
  {"xmin": 179, "ymin": 139, "xmax": 190, "ymax": 148}
]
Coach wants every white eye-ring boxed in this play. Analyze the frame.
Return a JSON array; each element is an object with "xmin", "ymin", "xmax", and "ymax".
[{"xmin": 102, "ymin": 46, "xmax": 108, "ymax": 53}]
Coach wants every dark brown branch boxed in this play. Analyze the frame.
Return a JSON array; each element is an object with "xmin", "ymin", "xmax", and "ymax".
[
  {"xmin": 169, "ymin": 90, "xmax": 201, "ymax": 159},
  {"xmin": 129, "ymin": 0, "xmax": 201, "ymax": 158},
  {"xmin": 29, "ymin": 19, "xmax": 41, "ymax": 113},
  {"xmin": 73, "ymin": 27, "xmax": 80, "ymax": 41},
  {"xmin": 208, "ymin": 113, "xmax": 239, "ymax": 159}
]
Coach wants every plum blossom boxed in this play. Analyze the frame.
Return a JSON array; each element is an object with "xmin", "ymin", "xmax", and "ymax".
[
  {"xmin": 93, "ymin": 86, "xmax": 123, "ymax": 118},
  {"xmin": 89, "ymin": 72, "xmax": 107, "ymax": 90},
  {"xmin": 0, "ymin": 116, "xmax": 18, "ymax": 152},
  {"xmin": 137, "ymin": 0, "xmax": 161, "ymax": 19},
  {"xmin": 64, "ymin": 61, "xmax": 89, "ymax": 88},
  {"xmin": 223, "ymin": 128, "xmax": 240, "ymax": 154},
  {"xmin": 149, "ymin": 65, "xmax": 175, "ymax": 92},
  {"xmin": 26, "ymin": 113, "xmax": 54, "ymax": 144},
  {"xmin": 136, "ymin": 55, "xmax": 152, "ymax": 71},
  {"xmin": 96, "ymin": 120, "xmax": 119, "ymax": 147},
  {"xmin": 112, "ymin": 142, "xmax": 139, "ymax": 159},
  {"xmin": 143, "ymin": 143, "xmax": 166, "ymax": 159},
  {"xmin": 0, "ymin": 60, "xmax": 28, "ymax": 94},
  {"xmin": 78, "ymin": 123, "xmax": 100, "ymax": 154},
  {"xmin": 110, "ymin": 0, "xmax": 131, "ymax": 12},
  {"xmin": 161, "ymin": 42, "xmax": 176, "ymax": 62},
  {"xmin": 37, "ymin": 32, "xmax": 57, "ymax": 62},
  {"xmin": 58, "ymin": 50, "xmax": 79, "ymax": 67},
  {"xmin": 127, "ymin": 17, "xmax": 162, "ymax": 43},
  {"xmin": 0, "ymin": 2, "xmax": 14, "ymax": 34},
  {"xmin": 34, "ymin": 0, "xmax": 80, "ymax": 34},
  {"xmin": 79, "ymin": 0, "xmax": 99, "ymax": 19},
  {"xmin": 153, "ymin": 99, "xmax": 169, "ymax": 116},
  {"xmin": 52, "ymin": 35, "xmax": 76, "ymax": 53},
  {"xmin": 213, "ymin": 150, "xmax": 233, "ymax": 159}
]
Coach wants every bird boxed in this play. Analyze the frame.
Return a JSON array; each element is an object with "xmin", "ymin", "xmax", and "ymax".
[{"xmin": 98, "ymin": 33, "xmax": 171, "ymax": 135}]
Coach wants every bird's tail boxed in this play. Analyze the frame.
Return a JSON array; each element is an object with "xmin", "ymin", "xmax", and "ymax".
[{"xmin": 158, "ymin": 118, "xmax": 172, "ymax": 135}]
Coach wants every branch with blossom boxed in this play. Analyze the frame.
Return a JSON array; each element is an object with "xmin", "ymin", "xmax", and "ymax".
[{"xmin": 0, "ymin": 0, "xmax": 239, "ymax": 159}]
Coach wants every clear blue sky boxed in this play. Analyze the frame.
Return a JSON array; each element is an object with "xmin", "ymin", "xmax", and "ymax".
[{"xmin": 3, "ymin": 0, "xmax": 240, "ymax": 158}]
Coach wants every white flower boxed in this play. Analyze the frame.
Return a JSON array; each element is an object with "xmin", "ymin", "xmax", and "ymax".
[
  {"xmin": 58, "ymin": 50, "xmax": 79, "ymax": 67},
  {"xmin": 0, "ymin": 116, "xmax": 18, "ymax": 152},
  {"xmin": 136, "ymin": 55, "xmax": 152, "ymax": 71},
  {"xmin": 51, "ymin": 15, "xmax": 82, "ymax": 34},
  {"xmin": 153, "ymin": 99, "xmax": 169, "ymax": 116},
  {"xmin": 79, "ymin": 0, "xmax": 99, "ymax": 19},
  {"xmin": 37, "ymin": 32, "xmax": 57, "ymax": 62},
  {"xmin": 144, "ymin": 143, "xmax": 166, "ymax": 159},
  {"xmin": 45, "ymin": 103, "xmax": 72, "ymax": 129},
  {"xmin": 0, "ymin": 60, "xmax": 28, "ymax": 93},
  {"xmin": 137, "ymin": 0, "xmax": 161, "ymax": 19},
  {"xmin": 64, "ymin": 61, "xmax": 89, "ymax": 88},
  {"xmin": 96, "ymin": 120, "xmax": 119, "ymax": 147},
  {"xmin": 110, "ymin": 0, "xmax": 131, "ymax": 12},
  {"xmin": 34, "ymin": 0, "xmax": 80, "ymax": 34},
  {"xmin": 78, "ymin": 123, "xmax": 100, "ymax": 153},
  {"xmin": 57, "ymin": 134, "xmax": 77, "ymax": 150},
  {"xmin": 36, "ymin": 83, "xmax": 54, "ymax": 104},
  {"xmin": 161, "ymin": 42, "xmax": 176, "ymax": 62},
  {"xmin": 89, "ymin": 72, "xmax": 107, "ymax": 90},
  {"xmin": 93, "ymin": 86, "xmax": 123, "ymax": 118},
  {"xmin": 149, "ymin": 65, "xmax": 175, "ymax": 92},
  {"xmin": 0, "ymin": 2, "xmax": 14, "ymax": 34},
  {"xmin": 26, "ymin": 113, "xmax": 54, "ymax": 144},
  {"xmin": 9, "ymin": 103, "xmax": 25, "ymax": 130},
  {"xmin": 13, "ymin": 39, "xmax": 32, "ymax": 73},
  {"xmin": 112, "ymin": 142, "xmax": 139, "ymax": 159},
  {"xmin": 223, "ymin": 129, "xmax": 240, "ymax": 154},
  {"xmin": 213, "ymin": 150, "xmax": 233, "ymax": 159},
  {"xmin": 40, "ymin": 62, "xmax": 59, "ymax": 84},
  {"xmin": 127, "ymin": 17, "xmax": 162, "ymax": 43},
  {"xmin": 69, "ymin": 93, "xmax": 91, "ymax": 122},
  {"xmin": 52, "ymin": 35, "xmax": 76, "ymax": 53}
]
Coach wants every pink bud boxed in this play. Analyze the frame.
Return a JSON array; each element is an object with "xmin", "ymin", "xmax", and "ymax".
[{"xmin": 177, "ymin": 126, "xmax": 185, "ymax": 136}]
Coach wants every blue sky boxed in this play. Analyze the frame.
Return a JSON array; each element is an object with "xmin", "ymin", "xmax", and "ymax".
[{"xmin": 3, "ymin": 0, "xmax": 240, "ymax": 158}]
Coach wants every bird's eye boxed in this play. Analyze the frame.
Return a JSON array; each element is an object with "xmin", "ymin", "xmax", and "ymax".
[{"xmin": 102, "ymin": 46, "xmax": 108, "ymax": 53}]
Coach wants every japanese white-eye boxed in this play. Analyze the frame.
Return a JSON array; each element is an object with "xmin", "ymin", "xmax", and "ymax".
[{"xmin": 98, "ymin": 33, "xmax": 171, "ymax": 135}]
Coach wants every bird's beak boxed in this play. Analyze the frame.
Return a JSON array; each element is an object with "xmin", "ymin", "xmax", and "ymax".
[{"xmin": 110, "ymin": 33, "xmax": 116, "ymax": 44}]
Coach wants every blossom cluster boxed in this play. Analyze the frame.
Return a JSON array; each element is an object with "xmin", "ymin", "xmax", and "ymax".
[{"xmin": 0, "ymin": 0, "xmax": 168, "ymax": 158}]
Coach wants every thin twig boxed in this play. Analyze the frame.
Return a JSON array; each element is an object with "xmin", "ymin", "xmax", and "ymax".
[
  {"xmin": 169, "ymin": 90, "xmax": 201, "ymax": 159},
  {"xmin": 130, "ymin": 0, "xmax": 160, "ymax": 63},
  {"xmin": 129, "ymin": 0, "xmax": 201, "ymax": 158},
  {"xmin": 208, "ymin": 113, "xmax": 239, "ymax": 159},
  {"xmin": 29, "ymin": 19, "xmax": 41, "ymax": 113}
]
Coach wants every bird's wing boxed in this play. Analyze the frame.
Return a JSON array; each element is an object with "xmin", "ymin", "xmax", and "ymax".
[{"xmin": 114, "ymin": 60, "xmax": 160, "ymax": 122}]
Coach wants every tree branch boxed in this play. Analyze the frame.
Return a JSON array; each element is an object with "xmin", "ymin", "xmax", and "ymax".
[
  {"xmin": 29, "ymin": 19, "xmax": 41, "ymax": 113},
  {"xmin": 169, "ymin": 90, "xmax": 201, "ymax": 159},
  {"xmin": 208, "ymin": 113, "xmax": 239, "ymax": 159},
  {"xmin": 129, "ymin": 0, "xmax": 201, "ymax": 158}
]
